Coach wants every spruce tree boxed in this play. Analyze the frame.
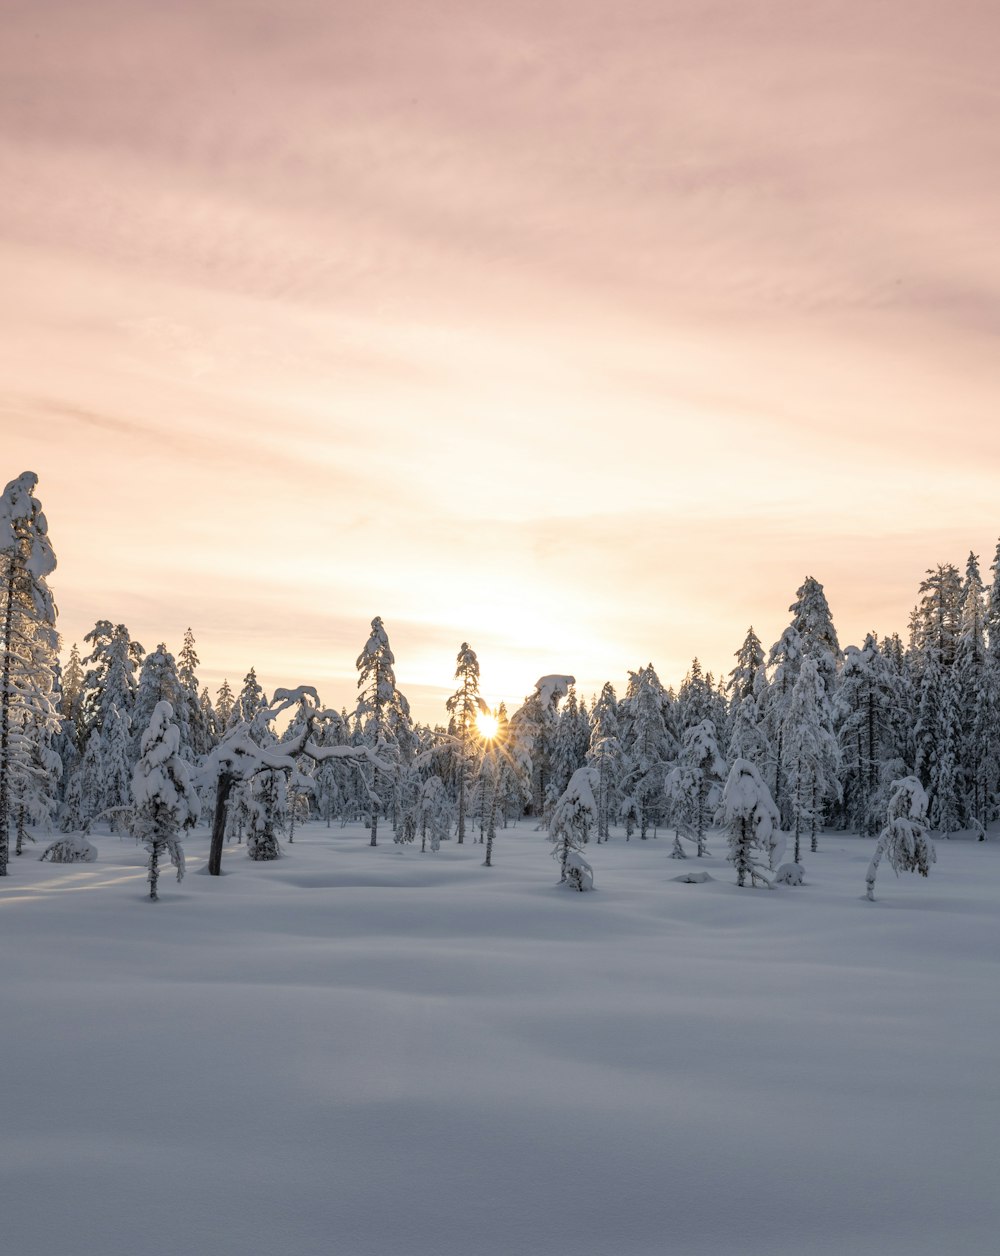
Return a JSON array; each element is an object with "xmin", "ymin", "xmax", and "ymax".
[
  {"xmin": 445, "ymin": 642, "xmax": 483, "ymax": 845},
  {"xmin": 0, "ymin": 472, "xmax": 59, "ymax": 876},
  {"xmin": 131, "ymin": 701, "xmax": 198, "ymax": 901}
]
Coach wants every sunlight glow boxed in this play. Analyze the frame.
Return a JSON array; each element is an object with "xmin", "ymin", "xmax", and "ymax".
[{"xmin": 477, "ymin": 712, "xmax": 500, "ymax": 741}]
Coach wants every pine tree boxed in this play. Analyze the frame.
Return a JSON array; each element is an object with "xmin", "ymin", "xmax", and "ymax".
[
  {"xmin": 445, "ymin": 642, "xmax": 484, "ymax": 845},
  {"xmin": 664, "ymin": 719, "xmax": 726, "ymax": 857},
  {"xmin": 79, "ymin": 622, "xmax": 143, "ymax": 743},
  {"xmin": 355, "ymin": 617, "xmax": 408, "ymax": 846},
  {"xmin": 618, "ymin": 664, "xmax": 673, "ymax": 838},
  {"xmin": 781, "ymin": 657, "xmax": 840, "ymax": 861},
  {"xmin": 549, "ymin": 767, "xmax": 597, "ymax": 890},
  {"xmin": 586, "ymin": 682, "xmax": 621, "ymax": 841},
  {"xmin": 0, "ymin": 472, "xmax": 59, "ymax": 876},
  {"xmin": 132, "ymin": 645, "xmax": 186, "ymax": 763},
  {"xmin": 727, "ymin": 626, "xmax": 765, "ymax": 712},
  {"xmin": 60, "ymin": 642, "xmax": 85, "ymax": 727},
  {"xmin": 788, "ymin": 576, "xmax": 841, "ymax": 704},
  {"xmin": 865, "ymin": 777, "xmax": 935, "ymax": 902},
  {"xmin": 837, "ymin": 635, "xmax": 897, "ymax": 836},
  {"xmin": 721, "ymin": 759, "xmax": 780, "ymax": 888},
  {"xmin": 131, "ymin": 701, "xmax": 198, "ymax": 901},
  {"xmin": 215, "ymin": 679, "xmax": 235, "ymax": 729}
]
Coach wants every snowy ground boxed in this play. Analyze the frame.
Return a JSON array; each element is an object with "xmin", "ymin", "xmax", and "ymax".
[{"xmin": 2, "ymin": 820, "xmax": 998, "ymax": 1256}]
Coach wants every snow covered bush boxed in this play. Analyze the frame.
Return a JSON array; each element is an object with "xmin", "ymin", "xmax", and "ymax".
[
  {"xmin": 865, "ymin": 777, "xmax": 936, "ymax": 902},
  {"xmin": 40, "ymin": 832, "xmax": 97, "ymax": 864},
  {"xmin": 131, "ymin": 701, "xmax": 198, "ymax": 900},
  {"xmin": 721, "ymin": 758, "xmax": 781, "ymax": 888},
  {"xmin": 549, "ymin": 767, "xmax": 597, "ymax": 890},
  {"xmin": 773, "ymin": 863, "xmax": 805, "ymax": 886}
]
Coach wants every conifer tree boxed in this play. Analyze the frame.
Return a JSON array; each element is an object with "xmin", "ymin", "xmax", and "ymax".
[
  {"xmin": 727, "ymin": 626, "xmax": 765, "ymax": 713},
  {"xmin": 549, "ymin": 767, "xmax": 597, "ymax": 890},
  {"xmin": 618, "ymin": 664, "xmax": 673, "ymax": 838},
  {"xmin": 215, "ymin": 679, "xmax": 235, "ymax": 729},
  {"xmin": 445, "ymin": 642, "xmax": 484, "ymax": 845},
  {"xmin": 865, "ymin": 777, "xmax": 935, "ymax": 902},
  {"xmin": 586, "ymin": 682, "xmax": 621, "ymax": 841},
  {"xmin": 79, "ymin": 622, "xmax": 143, "ymax": 743},
  {"xmin": 131, "ymin": 701, "xmax": 198, "ymax": 901},
  {"xmin": 355, "ymin": 617, "xmax": 408, "ymax": 846},
  {"xmin": 781, "ymin": 657, "xmax": 840, "ymax": 861},
  {"xmin": 132, "ymin": 645, "xmax": 186, "ymax": 763},
  {"xmin": 664, "ymin": 719, "xmax": 726, "ymax": 857},
  {"xmin": 0, "ymin": 472, "xmax": 59, "ymax": 876},
  {"xmin": 721, "ymin": 758, "xmax": 780, "ymax": 889}
]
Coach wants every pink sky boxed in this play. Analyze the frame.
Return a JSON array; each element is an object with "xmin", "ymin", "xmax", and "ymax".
[{"xmin": 3, "ymin": 0, "xmax": 1000, "ymax": 719}]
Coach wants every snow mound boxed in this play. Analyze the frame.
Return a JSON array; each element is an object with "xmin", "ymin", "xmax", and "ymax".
[
  {"xmin": 671, "ymin": 870, "xmax": 714, "ymax": 884},
  {"xmin": 40, "ymin": 833, "xmax": 98, "ymax": 863},
  {"xmin": 774, "ymin": 863, "xmax": 805, "ymax": 886}
]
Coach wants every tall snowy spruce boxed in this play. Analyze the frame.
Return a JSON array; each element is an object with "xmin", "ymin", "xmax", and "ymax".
[
  {"xmin": 355, "ymin": 617, "xmax": 409, "ymax": 846},
  {"xmin": 780, "ymin": 656, "xmax": 840, "ymax": 862},
  {"xmin": 446, "ymin": 642, "xmax": 484, "ymax": 845},
  {"xmin": 131, "ymin": 701, "xmax": 198, "ymax": 901},
  {"xmin": 664, "ymin": 719, "xmax": 726, "ymax": 858},
  {"xmin": 0, "ymin": 473, "xmax": 59, "ymax": 877}
]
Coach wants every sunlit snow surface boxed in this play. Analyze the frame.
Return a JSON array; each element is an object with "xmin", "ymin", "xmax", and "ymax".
[{"xmin": 2, "ymin": 822, "xmax": 998, "ymax": 1256}]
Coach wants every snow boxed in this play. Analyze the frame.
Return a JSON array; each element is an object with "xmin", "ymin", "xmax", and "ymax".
[
  {"xmin": 2, "ymin": 821, "xmax": 998, "ymax": 1256},
  {"xmin": 533, "ymin": 673, "xmax": 576, "ymax": 708}
]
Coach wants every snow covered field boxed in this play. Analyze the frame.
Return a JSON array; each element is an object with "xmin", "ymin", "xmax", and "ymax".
[{"xmin": 2, "ymin": 822, "xmax": 998, "ymax": 1256}]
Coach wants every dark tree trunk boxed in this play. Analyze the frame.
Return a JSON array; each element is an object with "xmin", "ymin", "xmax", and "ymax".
[{"xmin": 208, "ymin": 772, "xmax": 235, "ymax": 876}]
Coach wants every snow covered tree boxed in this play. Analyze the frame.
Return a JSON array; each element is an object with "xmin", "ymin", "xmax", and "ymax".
[
  {"xmin": 0, "ymin": 472, "xmax": 59, "ymax": 876},
  {"xmin": 132, "ymin": 644, "xmax": 186, "ymax": 763},
  {"xmin": 131, "ymin": 701, "xmax": 198, "ymax": 901},
  {"xmin": 416, "ymin": 774, "xmax": 451, "ymax": 852},
  {"xmin": 788, "ymin": 576, "xmax": 841, "ymax": 705},
  {"xmin": 910, "ymin": 564, "xmax": 962, "ymax": 665},
  {"xmin": 781, "ymin": 657, "xmax": 840, "ymax": 862},
  {"xmin": 865, "ymin": 777, "xmax": 935, "ymax": 902},
  {"xmin": 549, "ymin": 766, "xmax": 597, "ymax": 890},
  {"xmin": 664, "ymin": 719, "xmax": 726, "ymax": 857},
  {"xmin": 618, "ymin": 664, "xmax": 673, "ymax": 838},
  {"xmin": 232, "ymin": 668, "xmax": 267, "ymax": 734},
  {"xmin": 445, "ymin": 642, "xmax": 484, "ymax": 845},
  {"xmin": 586, "ymin": 682, "xmax": 621, "ymax": 841},
  {"xmin": 98, "ymin": 702, "xmax": 133, "ymax": 832},
  {"xmin": 215, "ymin": 679, "xmax": 235, "ymax": 729},
  {"xmin": 721, "ymin": 758, "xmax": 780, "ymax": 888},
  {"xmin": 59, "ymin": 642, "xmax": 85, "ymax": 726},
  {"xmin": 355, "ymin": 617, "xmax": 410, "ymax": 846},
  {"xmin": 177, "ymin": 628, "xmax": 211, "ymax": 758},
  {"xmin": 760, "ymin": 625, "xmax": 803, "ymax": 821},
  {"xmin": 79, "ymin": 621, "xmax": 143, "ymax": 743},
  {"xmin": 727, "ymin": 626, "xmax": 765, "ymax": 713}
]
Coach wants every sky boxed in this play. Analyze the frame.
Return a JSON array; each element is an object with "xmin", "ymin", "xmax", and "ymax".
[{"xmin": 3, "ymin": 0, "xmax": 1000, "ymax": 721}]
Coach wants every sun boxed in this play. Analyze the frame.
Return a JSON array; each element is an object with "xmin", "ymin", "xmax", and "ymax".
[{"xmin": 477, "ymin": 711, "xmax": 500, "ymax": 740}]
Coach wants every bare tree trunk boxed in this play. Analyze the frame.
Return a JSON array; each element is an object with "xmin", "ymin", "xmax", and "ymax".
[{"xmin": 208, "ymin": 772, "xmax": 235, "ymax": 876}]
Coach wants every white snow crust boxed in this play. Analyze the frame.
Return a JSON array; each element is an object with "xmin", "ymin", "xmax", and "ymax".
[{"xmin": 1, "ymin": 821, "xmax": 998, "ymax": 1256}]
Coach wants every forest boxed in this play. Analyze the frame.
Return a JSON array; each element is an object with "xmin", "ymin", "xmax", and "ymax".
[{"xmin": 1, "ymin": 469, "xmax": 993, "ymax": 897}]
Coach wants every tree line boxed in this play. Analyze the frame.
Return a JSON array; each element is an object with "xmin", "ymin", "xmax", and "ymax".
[{"xmin": 2, "ymin": 470, "xmax": 998, "ymax": 884}]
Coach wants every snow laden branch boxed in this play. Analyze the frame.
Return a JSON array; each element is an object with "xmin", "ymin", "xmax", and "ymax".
[{"xmin": 200, "ymin": 687, "xmax": 391, "ymax": 875}]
